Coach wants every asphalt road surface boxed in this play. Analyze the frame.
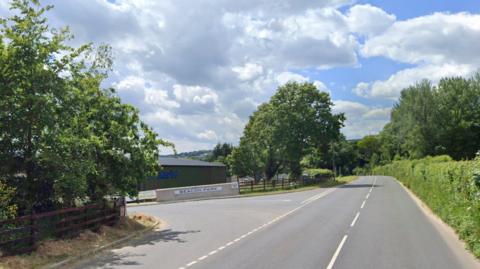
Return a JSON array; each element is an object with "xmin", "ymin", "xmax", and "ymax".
[{"xmin": 72, "ymin": 176, "xmax": 480, "ymax": 269}]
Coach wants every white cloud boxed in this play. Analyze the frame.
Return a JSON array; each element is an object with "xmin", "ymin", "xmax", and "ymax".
[
  {"xmin": 353, "ymin": 63, "xmax": 474, "ymax": 99},
  {"xmin": 333, "ymin": 100, "xmax": 391, "ymax": 139},
  {"xmin": 197, "ymin": 130, "xmax": 220, "ymax": 141},
  {"xmin": 360, "ymin": 12, "xmax": 480, "ymax": 65},
  {"xmin": 346, "ymin": 4, "xmax": 396, "ymax": 37},
  {"xmin": 364, "ymin": 108, "xmax": 391, "ymax": 119},
  {"xmin": 313, "ymin": 81, "xmax": 328, "ymax": 92},
  {"xmin": 276, "ymin": 72, "xmax": 309, "ymax": 86},
  {"xmin": 232, "ymin": 63, "xmax": 263, "ymax": 80}
]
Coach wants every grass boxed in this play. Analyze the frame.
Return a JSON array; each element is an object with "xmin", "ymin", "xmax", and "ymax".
[
  {"xmin": 0, "ymin": 213, "xmax": 158, "ymax": 269},
  {"xmin": 240, "ymin": 176, "xmax": 358, "ymax": 196}
]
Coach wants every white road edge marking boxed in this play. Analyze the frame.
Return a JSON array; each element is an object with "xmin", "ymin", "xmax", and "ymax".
[
  {"xmin": 186, "ymin": 261, "xmax": 197, "ymax": 266},
  {"xmin": 366, "ymin": 194, "xmax": 370, "ymax": 199},
  {"xmin": 361, "ymin": 200, "xmax": 366, "ymax": 209},
  {"xmin": 327, "ymin": 235, "xmax": 348, "ymax": 269},
  {"xmin": 351, "ymin": 212, "xmax": 360, "ymax": 227},
  {"xmin": 198, "ymin": 255, "xmax": 208, "ymax": 260}
]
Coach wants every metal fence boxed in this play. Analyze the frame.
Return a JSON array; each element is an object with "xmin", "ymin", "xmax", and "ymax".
[
  {"xmin": 239, "ymin": 175, "xmax": 332, "ymax": 193},
  {"xmin": 0, "ymin": 199, "xmax": 123, "ymax": 257}
]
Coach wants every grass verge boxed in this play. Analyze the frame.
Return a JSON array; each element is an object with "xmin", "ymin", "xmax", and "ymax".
[
  {"xmin": 0, "ymin": 213, "xmax": 157, "ymax": 269},
  {"xmin": 239, "ymin": 176, "xmax": 358, "ymax": 196}
]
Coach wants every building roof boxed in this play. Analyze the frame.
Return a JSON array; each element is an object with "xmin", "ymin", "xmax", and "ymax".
[{"xmin": 158, "ymin": 157, "xmax": 225, "ymax": 167}]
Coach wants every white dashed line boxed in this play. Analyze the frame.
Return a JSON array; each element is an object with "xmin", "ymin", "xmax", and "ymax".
[
  {"xmin": 327, "ymin": 235, "xmax": 348, "ymax": 269},
  {"xmin": 361, "ymin": 200, "xmax": 366, "ymax": 209},
  {"xmin": 366, "ymin": 193, "xmax": 370, "ymax": 199},
  {"xmin": 351, "ymin": 212, "xmax": 360, "ymax": 227},
  {"xmin": 180, "ymin": 187, "xmax": 340, "ymax": 269}
]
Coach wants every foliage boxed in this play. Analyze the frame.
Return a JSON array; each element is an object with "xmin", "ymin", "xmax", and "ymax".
[
  {"xmin": 230, "ymin": 81, "xmax": 344, "ymax": 181},
  {"xmin": 302, "ymin": 168, "xmax": 333, "ymax": 178},
  {"xmin": 208, "ymin": 142, "xmax": 233, "ymax": 176},
  {"xmin": 379, "ymin": 75, "xmax": 480, "ymax": 161},
  {"xmin": 0, "ymin": 180, "xmax": 17, "ymax": 220},
  {"xmin": 373, "ymin": 154, "xmax": 480, "ymax": 258},
  {"xmin": 0, "ymin": 0, "xmax": 173, "ymax": 216}
]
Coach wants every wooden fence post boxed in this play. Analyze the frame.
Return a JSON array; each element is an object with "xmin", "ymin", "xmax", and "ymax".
[
  {"xmin": 282, "ymin": 178, "xmax": 284, "ymax": 189},
  {"xmin": 251, "ymin": 181, "xmax": 253, "ymax": 192},
  {"xmin": 30, "ymin": 218, "xmax": 36, "ymax": 248},
  {"xmin": 84, "ymin": 206, "xmax": 89, "ymax": 230},
  {"xmin": 113, "ymin": 199, "xmax": 117, "ymax": 224},
  {"xmin": 103, "ymin": 200, "xmax": 107, "ymax": 225},
  {"xmin": 263, "ymin": 179, "xmax": 265, "ymax": 191}
]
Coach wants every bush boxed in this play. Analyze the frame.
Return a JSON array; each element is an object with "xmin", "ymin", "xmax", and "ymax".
[
  {"xmin": 373, "ymin": 153, "xmax": 480, "ymax": 258},
  {"xmin": 303, "ymin": 169, "xmax": 333, "ymax": 178}
]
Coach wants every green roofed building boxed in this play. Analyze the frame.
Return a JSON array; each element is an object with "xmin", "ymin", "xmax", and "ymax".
[{"xmin": 138, "ymin": 158, "xmax": 227, "ymax": 191}]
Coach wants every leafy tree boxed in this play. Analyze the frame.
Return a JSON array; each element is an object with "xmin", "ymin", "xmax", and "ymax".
[
  {"xmin": 208, "ymin": 142, "xmax": 233, "ymax": 176},
  {"xmin": 228, "ymin": 137, "xmax": 262, "ymax": 181},
  {"xmin": 0, "ymin": 0, "xmax": 173, "ymax": 215},
  {"xmin": 268, "ymin": 82, "xmax": 345, "ymax": 179}
]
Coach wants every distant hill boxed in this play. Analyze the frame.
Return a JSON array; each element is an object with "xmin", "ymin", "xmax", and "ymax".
[{"xmin": 160, "ymin": 150, "xmax": 212, "ymax": 161}]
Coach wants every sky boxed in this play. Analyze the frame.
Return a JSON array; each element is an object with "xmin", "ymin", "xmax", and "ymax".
[{"xmin": 1, "ymin": 0, "xmax": 480, "ymax": 154}]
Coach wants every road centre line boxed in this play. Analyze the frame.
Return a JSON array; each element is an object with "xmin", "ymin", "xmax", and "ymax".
[
  {"xmin": 366, "ymin": 194, "xmax": 370, "ymax": 199},
  {"xmin": 179, "ymin": 185, "xmax": 344, "ymax": 269},
  {"xmin": 186, "ymin": 261, "xmax": 197, "ymax": 267},
  {"xmin": 327, "ymin": 235, "xmax": 348, "ymax": 269},
  {"xmin": 351, "ymin": 213, "xmax": 360, "ymax": 227},
  {"xmin": 361, "ymin": 201, "xmax": 366, "ymax": 209}
]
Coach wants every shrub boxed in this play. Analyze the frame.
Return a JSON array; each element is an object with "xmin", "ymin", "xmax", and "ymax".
[{"xmin": 374, "ymin": 153, "xmax": 480, "ymax": 258}]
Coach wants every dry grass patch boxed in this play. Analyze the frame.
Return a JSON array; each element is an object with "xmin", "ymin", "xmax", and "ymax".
[{"xmin": 0, "ymin": 213, "xmax": 158, "ymax": 269}]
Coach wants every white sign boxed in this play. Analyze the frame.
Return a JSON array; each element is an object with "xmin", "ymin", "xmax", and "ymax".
[
  {"xmin": 125, "ymin": 190, "xmax": 157, "ymax": 202},
  {"xmin": 174, "ymin": 186, "xmax": 223, "ymax": 195},
  {"xmin": 231, "ymin": 183, "xmax": 239, "ymax": 189}
]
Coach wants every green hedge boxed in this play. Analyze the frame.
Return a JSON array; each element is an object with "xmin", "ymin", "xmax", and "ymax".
[
  {"xmin": 303, "ymin": 168, "xmax": 333, "ymax": 178},
  {"xmin": 373, "ymin": 154, "xmax": 480, "ymax": 258}
]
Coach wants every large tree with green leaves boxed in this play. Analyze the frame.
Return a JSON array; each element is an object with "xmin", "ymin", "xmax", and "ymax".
[
  {"xmin": 0, "ymin": 0, "xmax": 173, "ymax": 215},
  {"xmin": 230, "ymin": 81, "xmax": 344, "ymax": 180},
  {"xmin": 268, "ymin": 82, "xmax": 345, "ymax": 178}
]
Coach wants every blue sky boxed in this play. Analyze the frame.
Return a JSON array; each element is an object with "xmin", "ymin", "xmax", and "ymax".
[{"xmin": 1, "ymin": 0, "xmax": 479, "ymax": 154}]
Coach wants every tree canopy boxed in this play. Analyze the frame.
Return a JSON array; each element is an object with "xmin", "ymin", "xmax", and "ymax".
[
  {"xmin": 229, "ymin": 81, "xmax": 345, "ymax": 180},
  {"xmin": 0, "ymin": 0, "xmax": 174, "ymax": 217}
]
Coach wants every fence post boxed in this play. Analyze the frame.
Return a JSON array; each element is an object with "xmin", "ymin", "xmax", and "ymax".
[
  {"xmin": 263, "ymin": 179, "xmax": 265, "ymax": 191},
  {"xmin": 84, "ymin": 207, "xmax": 88, "ymax": 230},
  {"xmin": 30, "ymin": 217, "xmax": 36, "ymax": 248},
  {"xmin": 61, "ymin": 213, "xmax": 65, "ymax": 238},
  {"xmin": 103, "ymin": 200, "xmax": 107, "ymax": 225},
  {"xmin": 251, "ymin": 181, "xmax": 253, "ymax": 192},
  {"xmin": 113, "ymin": 199, "xmax": 117, "ymax": 224}
]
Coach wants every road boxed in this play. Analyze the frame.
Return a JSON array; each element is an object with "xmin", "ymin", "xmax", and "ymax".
[{"xmin": 72, "ymin": 176, "xmax": 480, "ymax": 269}]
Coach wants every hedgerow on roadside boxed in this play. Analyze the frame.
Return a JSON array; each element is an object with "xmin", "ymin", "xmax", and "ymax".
[{"xmin": 373, "ymin": 153, "xmax": 480, "ymax": 258}]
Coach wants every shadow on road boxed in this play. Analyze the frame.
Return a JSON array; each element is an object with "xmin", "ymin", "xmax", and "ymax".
[
  {"xmin": 130, "ymin": 229, "xmax": 201, "ymax": 246},
  {"xmin": 75, "ymin": 229, "xmax": 201, "ymax": 268},
  {"xmin": 339, "ymin": 184, "xmax": 382, "ymax": 189}
]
